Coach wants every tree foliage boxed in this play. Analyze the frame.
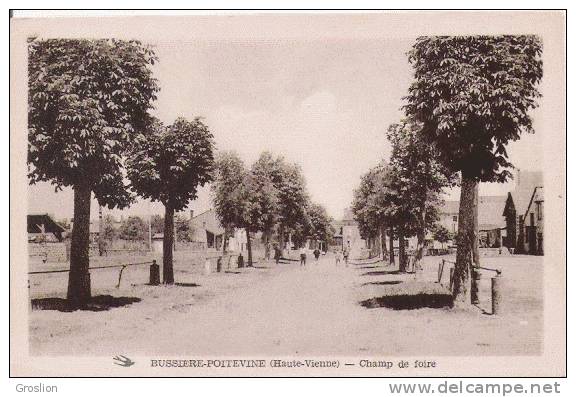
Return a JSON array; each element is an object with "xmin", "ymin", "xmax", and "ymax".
[
  {"xmin": 212, "ymin": 151, "xmax": 251, "ymax": 234},
  {"xmin": 433, "ymin": 225, "xmax": 451, "ymax": 245},
  {"xmin": 127, "ymin": 117, "xmax": 215, "ymax": 210},
  {"xmin": 102, "ymin": 214, "xmax": 118, "ymax": 241},
  {"xmin": 119, "ymin": 216, "xmax": 147, "ymax": 241},
  {"xmin": 306, "ymin": 203, "xmax": 335, "ymax": 244},
  {"xmin": 150, "ymin": 214, "xmax": 164, "ymax": 235},
  {"xmin": 28, "ymin": 38, "xmax": 159, "ymax": 207},
  {"xmin": 175, "ymin": 214, "xmax": 195, "ymax": 242},
  {"xmin": 245, "ymin": 162, "xmax": 279, "ymax": 235},
  {"xmin": 404, "ymin": 35, "xmax": 543, "ymax": 182},
  {"xmin": 352, "ymin": 162, "xmax": 393, "ymax": 240}
]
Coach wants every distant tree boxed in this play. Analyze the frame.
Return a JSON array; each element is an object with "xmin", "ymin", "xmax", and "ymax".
[
  {"xmin": 212, "ymin": 152, "xmax": 250, "ymax": 256},
  {"xmin": 433, "ymin": 225, "xmax": 451, "ymax": 249},
  {"xmin": 387, "ymin": 118, "xmax": 454, "ymax": 274},
  {"xmin": 244, "ymin": 164, "xmax": 279, "ymax": 266},
  {"xmin": 150, "ymin": 214, "xmax": 164, "ymax": 235},
  {"xmin": 119, "ymin": 216, "xmax": 147, "ymax": 241},
  {"xmin": 405, "ymin": 35, "xmax": 543, "ymax": 303},
  {"xmin": 127, "ymin": 117, "xmax": 215, "ymax": 284},
  {"xmin": 306, "ymin": 203, "xmax": 335, "ymax": 247},
  {"xmin": 352, "ymin": 162, "xmax": 391, "ymax": 262},
  {"xmin": 102, "ymin": 214, "xmax": 118, "ymax": 242},
  {"xmin": 28, "ymin": 38, "xmax": 159, "ymax": 304},
  {"xmin": 174, "ymin": 214, "xmax": 195, "ymax": 242},
  {"xmin": 250, "ymin": 152, "xmax": 309, "ymax": 257}
]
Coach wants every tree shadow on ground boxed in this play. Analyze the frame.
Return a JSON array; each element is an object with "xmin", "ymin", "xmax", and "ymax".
[
  {"xmin": 224, "ymin": 270, "xmax": 242, "ymax": 274},
  {"xmin": 361, "ymin": 280, "xmax": 403, "ymax": 286},
  {"xmin": 31, "ymin": 295, "xmax": 141, "ymax": 312},
  {"xmin": 356, "ymin": 265, "xmax": 388, "ymax": 270},
  {"xmin": 361, "ymin": 270, "xmax": 402, "ymax": 276},
  {"xmin": 175, "ymin": 282, "xmax": 201, "ymax": 287},
  {"xmin": 359, "ymin": 293, "xmax": 453, "ymax": 310}
]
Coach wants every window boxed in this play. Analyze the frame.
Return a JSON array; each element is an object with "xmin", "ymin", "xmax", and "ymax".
[
  {"xmin": 536, "ymin": 202, "xmax": 542, "ymax": 220},
  {"xmin": 452, "ymin": 215, "xmax": 458, "ymax": 222}
]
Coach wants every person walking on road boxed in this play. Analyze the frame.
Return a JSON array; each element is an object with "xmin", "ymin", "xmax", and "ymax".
[
  {"xmin": 313, "ymin": 248, "xmax": 321, "ymax": 262},
  {"xmin": 343, "ymin": 246, "xmax": 350, "ymax": 266},
  {"xmin": 273, "ymin": 244, "xmax": 281, "ymax": 264},
  {"xmin": 299, "ymin": 246, "xmax": 307, "ymax": 267},
  {"xmin": 335, "ymin": 249, "xmax": 342, "ymax": 266}
]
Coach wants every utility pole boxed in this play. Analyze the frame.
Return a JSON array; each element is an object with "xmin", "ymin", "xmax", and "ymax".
[{"xmin": 148, "ymin": 200, "xmax": 153, "ymax": 252}]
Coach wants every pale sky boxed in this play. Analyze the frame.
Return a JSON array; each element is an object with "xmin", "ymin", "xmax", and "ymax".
[{"xmin": 28, "ymin": 36, "xmax": 543, "ymax": 221}]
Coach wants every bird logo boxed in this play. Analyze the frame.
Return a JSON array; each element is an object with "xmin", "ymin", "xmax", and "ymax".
[{"xmin": 113, "ymin": 355, "xmax": 135, "ymax": 367}]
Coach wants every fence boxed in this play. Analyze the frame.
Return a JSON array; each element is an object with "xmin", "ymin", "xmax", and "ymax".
[
  {"xmin": 28, "ymin": 260, "xmax": 155, "ymax": 291},
  {"xmin": 437, "ymin": 258, "xmax": 503, "ymax": 315}
]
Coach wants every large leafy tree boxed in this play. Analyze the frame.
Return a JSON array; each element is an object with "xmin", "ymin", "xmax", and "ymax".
[
  {"xmin": 28, "ymin": 38, "xmax": 159, "ymax": 304},
  {"xmin": 275, "ymin": 162, "xmax": 309, "ymax": 251},
  {"xmin": 306, "ymin": 203, "xmax": 335, "ymax": 247},
  {"xmin": 250, "ymin": 153, "xmax": 309, "ymax": 254},
  {"xmin": 244, "ymin": 160, "xmax": 279, "ymax": 265},
  {"xmin": 127, "ymin": 117, "xmax": 215, "ymax": 284},
  {"xmin": 405, "ymin": 35, "xmax": 542, "ymax": 303},
  {"xmin": 387, "ymin": 119, "xmax": 453, "ymax": 274},
  {"xmin": 212, "ymin": 152, "xmax": 251, "ymax": 256},
  {"xmin": 352, "ymin": 162, "xmax": 391, "ymax": 262}
]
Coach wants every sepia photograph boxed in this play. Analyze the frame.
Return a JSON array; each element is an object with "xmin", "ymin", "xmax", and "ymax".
[{"xmin": 9, "ymin": 10, "xmax": 566, "ymax": 377}]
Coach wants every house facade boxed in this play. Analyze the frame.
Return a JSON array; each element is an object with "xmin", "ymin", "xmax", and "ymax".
[
  {"xmin": 438, "ymin": 196, "xmax": 507, "ymax": 248},
  {"xmin": 502, "ymin": 171, "xmax": 544, "ymax": 255},
  {"xmin": 189, "ymin": 209, "xmax": 247, "ymax": 252}
]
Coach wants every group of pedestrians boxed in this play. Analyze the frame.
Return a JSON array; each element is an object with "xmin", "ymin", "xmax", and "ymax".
[
  {"xmin": 299, "ymin": 246, "xmax": 321, "ymax": 267},
  {"xmin": 297, "ymin": 244, "xmax": 350, "ymax": 268}
]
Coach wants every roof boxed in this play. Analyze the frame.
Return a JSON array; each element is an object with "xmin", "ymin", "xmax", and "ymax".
[
  {"xmin": 478, "ymin": 196, "xmax": 507, "ymax": 230},
  {"xmin": 522, "ymin": 186, "xmax": 545, "ymax": 222},
  {"xmin": 27, "ymin": 214, "xmax": 65, "ymax": 239},
  {"xmin": 507, "ymin": 171, "xmax": 544, "ymax": 218},
  {"xmin": 440, "ymin": 196, "xmax": 507, "ymax": 230},
  {"xmin": 191, "ymin": 208, "xmax": 225, "ymax": 235}
]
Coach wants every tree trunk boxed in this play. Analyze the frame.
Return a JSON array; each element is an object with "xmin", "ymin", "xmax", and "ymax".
[
  {"xmin": 98, "ymin": 204, "xmax": 104, "ymax": 256},
  {"xmin": 453, "ymin": 175, "xmax": 477, "ymax": 304},
  {"xmin": 246, "ymin": 229, "xmax": 253, "ymax": 267},
  {"xmin": 279, "ymin": 226, "xmax": 285, "ymax": 250},
  {"xmin": 398, "ymin": 231, "xmax": 407, "ymax": 273},
  {"xmin": 471, "ymin": 183, "xmax": 481, "ymax": 304},
  {"xmin": 222, "ymin": 229, "xmax": 229, "ymax": 255},
  {"xmin": 379, "ymin": 224, "xmax": 388, "ymax": 261},
  {"xmin": 389, "ymin": 226, "xmax": 395, "ymax": 265},
  {"xmin": 413, "ymin": 208, "xmax": 426, "ymax": 277},
  {"xmin": 163, "ymin": 203, "xmax": 175, "ymax": 284},
  {"xmin": 67, "ymin": 183, "xmax": 92, "ymax": 305},
  {"xmin": 473, "ymin": 183, "xmax": 480, "ymax": 265},
  {"xmin": 264, "ymin": 230, "xmax": 271, "ymax": 260}
]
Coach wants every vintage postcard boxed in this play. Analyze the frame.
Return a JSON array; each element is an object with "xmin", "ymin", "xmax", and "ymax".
[{"xmin": 10, "ymin": 11, "xmax": 566, "ymax": 377}]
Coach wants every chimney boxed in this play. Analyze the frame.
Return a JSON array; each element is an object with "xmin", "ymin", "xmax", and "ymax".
[{"xmin": 190, "ymin": 210, "xmax": 194, "ymax": 220}]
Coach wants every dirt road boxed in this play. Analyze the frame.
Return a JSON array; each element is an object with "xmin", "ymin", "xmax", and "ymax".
[{"xmin": 30, "ymin": 254, "xmax": 542, "ymax": 356}]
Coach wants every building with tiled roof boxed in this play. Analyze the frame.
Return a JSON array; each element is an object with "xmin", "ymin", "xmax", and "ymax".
[{"xmin": 503, "ymin": 171, "xmax": 544, "ymax": 254}]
